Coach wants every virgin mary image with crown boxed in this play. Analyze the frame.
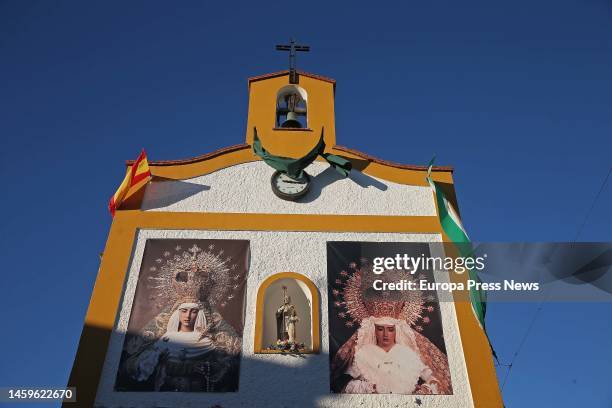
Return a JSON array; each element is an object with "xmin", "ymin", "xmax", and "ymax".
[
  {"xmin": 329, "ymin": 256, "xmax": 453, "ymax": 395},
  {"xmin": 114, "ymin": 240, "xmax": 249, "ymax": 392}
]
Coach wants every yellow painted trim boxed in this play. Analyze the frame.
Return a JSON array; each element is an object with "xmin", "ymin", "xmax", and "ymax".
[
  {"xmin": 136, "ymin": 142, "xmax": 454, "ymax": 184},
  {"xmin": 143, "ymin": 146, "xmax": 452, "ymax": 187},
  {"xmin": 149, "ymin": 148, "xmax": 257, "ymax": 180},
  {"xmin": 427, "ymin": 183, "xmax": 503, "ymax": 407},
  {"xmin": 253, "ymin": 272, "xmax": 321, "ymax": 354},
  {"xmin": 117, "ymin": 211, "xmax": 443, "ymax": 232},
  {"xmin": 444, "ymin": 239, "xmax": 504, "ymax": 408}
]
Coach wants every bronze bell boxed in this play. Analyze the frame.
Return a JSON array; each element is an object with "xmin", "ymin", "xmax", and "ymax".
[{"xmin": 281, "ymin": 111, "xmax": 302, "ymax": 128}]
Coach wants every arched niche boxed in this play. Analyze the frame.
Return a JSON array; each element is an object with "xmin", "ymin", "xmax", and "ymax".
[
  {"xmin": 275, "ymin": 85, "xmax": 308, "ymax": 128},
  {"xmin": 254, "ymin": 272, "xmax": 320, "ymax": 353}
]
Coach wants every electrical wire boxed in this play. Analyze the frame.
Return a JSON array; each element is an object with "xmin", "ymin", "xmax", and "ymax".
[{"xmin": 498, "ymin": 165, "xmax": 612, "ymax": 396}]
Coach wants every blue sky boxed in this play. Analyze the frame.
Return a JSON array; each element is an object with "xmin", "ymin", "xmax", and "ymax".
[{"xmin": 1, "ymin": 1, "xmax": 611, "ymax": 407}]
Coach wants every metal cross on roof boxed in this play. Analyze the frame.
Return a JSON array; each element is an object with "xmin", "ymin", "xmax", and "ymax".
[{"xmin": 275, "ymin": 38, "xmax": 310, "ymax": 84}]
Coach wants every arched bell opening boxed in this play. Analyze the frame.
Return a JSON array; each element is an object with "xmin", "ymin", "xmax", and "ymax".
[{"xmin": 275, "ymin": 85, "xmax": 308, "ymax": 129}]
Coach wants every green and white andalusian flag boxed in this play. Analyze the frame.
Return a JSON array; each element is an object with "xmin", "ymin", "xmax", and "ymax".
[{"xmin": 426, "ymin": 157, "xmax": 498, "ymax": 361}]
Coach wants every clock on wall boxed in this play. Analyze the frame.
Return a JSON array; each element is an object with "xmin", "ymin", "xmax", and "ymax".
[{"xmin": 270, "ymin": 170, "xmax": 311, "ymax": 201}]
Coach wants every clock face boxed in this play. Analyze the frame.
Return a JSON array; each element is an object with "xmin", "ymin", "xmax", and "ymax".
[{"xmin": 270, "ymin": 171, "xmax": 311, "ymax": 200}]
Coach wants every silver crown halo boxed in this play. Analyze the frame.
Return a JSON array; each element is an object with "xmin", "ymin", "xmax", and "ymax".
[
  {"xmin": 332, "ymin": 258, "xmax": 435, "ymax": 331},
  {"xmin": 148, "ymin": 243, "xmax": 241, "ymax": 310}
]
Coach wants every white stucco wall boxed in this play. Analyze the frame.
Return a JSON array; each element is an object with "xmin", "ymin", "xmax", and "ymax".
[
  {"xmin": 141, "ymin": 161, "xmax": 436, "ymax": 216},
  {"xmin": 95, "ymin": 230, "xmax": 474, "ymax": 408}
]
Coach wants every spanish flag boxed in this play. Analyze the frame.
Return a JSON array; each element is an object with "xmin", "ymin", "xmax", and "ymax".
[{"xmin": 108, "ymin": 150, "xmax": 151, "ymax": 216}]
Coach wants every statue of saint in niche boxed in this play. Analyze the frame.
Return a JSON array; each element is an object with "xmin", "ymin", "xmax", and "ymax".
[
  {"xmin": 276, "ymin": 286, "xmax": 300, "ymax": 342},
  {"xmin": 266, "ymin": 285, "xmax": 306, "ymax": 352}
]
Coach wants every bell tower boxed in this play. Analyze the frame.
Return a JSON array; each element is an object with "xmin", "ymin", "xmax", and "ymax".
[{"xmin": 245, "ymin": 41, "xmax": 337, "ymax": 158}]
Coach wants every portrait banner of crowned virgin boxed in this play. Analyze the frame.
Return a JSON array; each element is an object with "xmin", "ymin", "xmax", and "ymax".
[
  {"xmin": 114, "ymin": 239, "xmax": 249, "ymax": 393},
  {"xmin": 328, "ymin": 242, "xmax": 453, "ymax": 395}
]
